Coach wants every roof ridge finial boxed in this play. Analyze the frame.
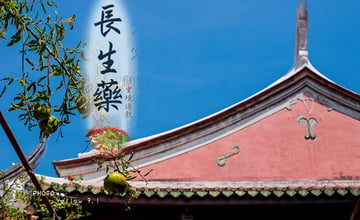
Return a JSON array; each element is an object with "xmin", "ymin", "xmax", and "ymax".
[
  {"xmin": 294, "ymin": 0, "xmax": 309, "ymax": 68},
  {"xmin": 298, "ymin": 0, "xmax": 307, "ymax": 7}
]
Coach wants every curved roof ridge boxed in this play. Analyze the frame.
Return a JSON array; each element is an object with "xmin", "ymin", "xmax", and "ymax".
[
  {"xmin": 75, "ymin": 1, "xmax": 360, "ymax": 161},
  {"xmin": 125, "ymin": 61, "xmax": 359, "ymax": 148}
]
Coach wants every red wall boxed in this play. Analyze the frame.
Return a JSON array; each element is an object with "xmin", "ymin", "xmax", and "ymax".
[{"xmin": 140, "ymin": 100, "xmax": 360, "ymax": 181}]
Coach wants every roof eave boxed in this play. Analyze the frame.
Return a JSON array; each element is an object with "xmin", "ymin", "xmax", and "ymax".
[{"xmin": 53, "ymin": 65, "xmax": 360, "ymax": 174}]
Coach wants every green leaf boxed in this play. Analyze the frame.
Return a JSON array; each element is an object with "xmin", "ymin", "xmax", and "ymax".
[
  {"xmin": 39, "ymin": 43, "xmax": 46, "ymax": 56},
  {"xmin": 66, "ymin": 56, "xmax": 75, "ymax": 64},
  {"xmin": 8, "ymin": 103, "xmax": 23, "ymax": 111},
  {"xmin": 1, "ymin": 77, "xmax": 14, "ymax": 82},
  {"xmin": 81, "ymin": 52, "xmax": 89, "ymax": 61},
  {"xmin": 55, "ymin": 24, "xmax": 65, "ymax": 41},
  {"xmin": 14, "ymin": 94, "xmax": 26, "ymax": 100},
  {"xmin": 49, "ymin": 27, "xmax": 55, "ymax": 39},
  {"xmin": 46, "ymin": 0, "xmax": 56, "ymax": 7},
  {"xmin": 144, "ymin": 169, "xmax": 153, "ymax": 177},
  {"xmin": 37, "ymin": 75, "xmax": 47, "ymax": 84},
  {"xmin": 51, "ymin": 41, "xmax": 58, "ymax": 58},
  {"xmin": 18, "ymin": 79, "xmax": 26, "ymax": 89},
  {"xmin": 0, "ymin": 77, "xmax": 14, "ymax": 97},
  {"xmin": 41, "ymin": 3, "xmax": 47, "ymax": 14},
  {"xmin": 26, "ymin": 82, "xmax": 36, "ymax": 94},
  {"xmin": 64, "ymin": 15, "xmax": 76, "ymax": 30},
  {"xmin": 19, "ymin": 2, "xmax": 26, "ymax": 14},
  {"xmin": 33, "ymin": 25, "xmax": 42, "ymax": 36},
  {"xmin": 127, "ymin": 176, "xmax": 136, "ymax": 180},
  {"xmin": 25, "ymin": 58, "xmax": 34, "ymax": 66},
  {"xmin": 54, "ymin": 80, "xmax": 64, "ymax": 91},
  {"xmin": 75, "ymin": 41, "xmax": 82, "ymax": 49},
  {"xmin": 7, "ymin": 30, "xmax": 22, "ymax": 46},
  {"xmin": 128, "ymin": 152, "xmax": 134, "ymax": 161},
  {"xmin": 30, "ymin": 45, "xmax": 39, "ymax": 51},
  {"xmin": 63, "ymin": 16, "xmax": 74, "ymax": 23}
]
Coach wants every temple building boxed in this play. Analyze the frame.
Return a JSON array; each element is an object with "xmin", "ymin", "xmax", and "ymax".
[{"xmin": 45, "ymin": 1, "xmax": 360, "ymax": 219}]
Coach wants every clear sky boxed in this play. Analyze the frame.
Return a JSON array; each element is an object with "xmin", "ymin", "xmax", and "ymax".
[{"xmin": 0, "ymin": 0, "xmax": 359, "ymax": 176}]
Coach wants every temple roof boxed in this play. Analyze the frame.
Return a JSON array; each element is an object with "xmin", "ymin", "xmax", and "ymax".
[
  {"xmin": 0, "ymin": 138, "xmax": 48, "ymax": 181},
  {"xmin": 38, "ymin": 176, "xmax": 360, "ymax": 201},
  {"xmin": 52, "ymin": 63, "xmax": 360, "ymax": 180},
  {"xmin": 51, "ymin": 0, "xmax": 360, "ymax": 197}
]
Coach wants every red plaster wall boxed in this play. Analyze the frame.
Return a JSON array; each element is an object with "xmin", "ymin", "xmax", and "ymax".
[{"xmin": 140, "ymin": 100, "xmax": 360, "ymax": 181}]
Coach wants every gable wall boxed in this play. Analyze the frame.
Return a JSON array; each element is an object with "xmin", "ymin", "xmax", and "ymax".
[{"xmin": 141, "ymin": 96, "xmax": 360, "ymax": 181}]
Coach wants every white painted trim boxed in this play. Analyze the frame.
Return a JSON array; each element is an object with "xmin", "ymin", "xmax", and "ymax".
[{"xmin": 39, "ymin": 174, "xmax": 360, "ymax": 189}]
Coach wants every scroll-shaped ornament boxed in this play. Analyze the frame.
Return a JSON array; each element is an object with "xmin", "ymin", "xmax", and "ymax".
[
  {"xmin": 216, "ymin": 145, "xmax": 241, "ymax": 167},
  {"xmin": 297, "ymin": 115, "xmax": 318, "ymax": 140}
]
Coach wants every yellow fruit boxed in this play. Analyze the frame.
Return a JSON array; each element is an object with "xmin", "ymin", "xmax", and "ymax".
[
  {"xmin": 76, "ymin": 96, "xmax": 92, "ymax": 114},
  {"xmin": 104, "ymin": 171, "xmax": 127, "ymax": 195},
  {"xmin": 33, "ymin": 104, "xmax": 51, "ymax": 121},
  {"xmin": 39, "ymin": 120, "xmax": 48, "ymax": 131},
  {"xmin": 40, "ymin": 115, "xmax": 59, "ymax": 136}
]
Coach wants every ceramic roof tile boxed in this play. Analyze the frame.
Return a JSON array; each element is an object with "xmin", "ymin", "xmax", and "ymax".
[{"xmin": 38, "ymin": 179, "xmax": 360, "ymax": 199}]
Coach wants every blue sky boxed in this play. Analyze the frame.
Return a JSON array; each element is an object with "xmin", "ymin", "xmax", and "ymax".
[{"xmin": 0, "ymin": 0, "xmax": 359, "ymax": 176}]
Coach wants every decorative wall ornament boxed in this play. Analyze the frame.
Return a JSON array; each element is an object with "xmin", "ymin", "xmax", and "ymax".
[
  {"xmin": 286, "ymin": 94, "xmax": 314, "ymax": 114},
  {"xmin": 285, "ymin": 93, "xmax": 322, "ymax": 140},
  {"xmin": 286, "ymin": 93, "xmax": 333, "ymax": 112},
  {"xmin": 301, "ymin": 97, "xmax": 314, "ymax": 115},
  {"xmin": 297, "ymin": 115, "xmax": 318, "ymax": 140},
  {"xmin": 285, "ymin": 94, "xmax": 305, "ymax": 111},
  {"xmin": 312, "ymin": 93, "xmax": 333, "ymax": 111},
  {"xmin": 216, "ymin": 145, "xmax": 241, "ymax": 167}
]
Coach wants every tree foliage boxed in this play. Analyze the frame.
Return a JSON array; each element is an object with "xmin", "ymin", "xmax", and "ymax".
[
  {"xmin": 0, "ymin": 0, "xmax": 88, "ymax": 137},
  {"xmin": 0, "ymin": 172, "xmax": 89, "ymax": 219},
  {"xmin": 0, "ymin": 1, "xmax": 151, "ymax": 216}
]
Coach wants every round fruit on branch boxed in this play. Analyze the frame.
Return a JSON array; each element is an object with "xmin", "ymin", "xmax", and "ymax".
[
  {"xmin": 104, "ymin": 171, "xmax": 128, "ymax": 196},
  {"xmin": 33, "ymin": 103, "xmax": 51, "ymax": 122},
  {"xmin": 76, "ymin": 96, "xmax": 92, "ymax": 115},
  {"xmin": 39, "ymin": 115, "xmax": 59, "ymax": 137}
]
